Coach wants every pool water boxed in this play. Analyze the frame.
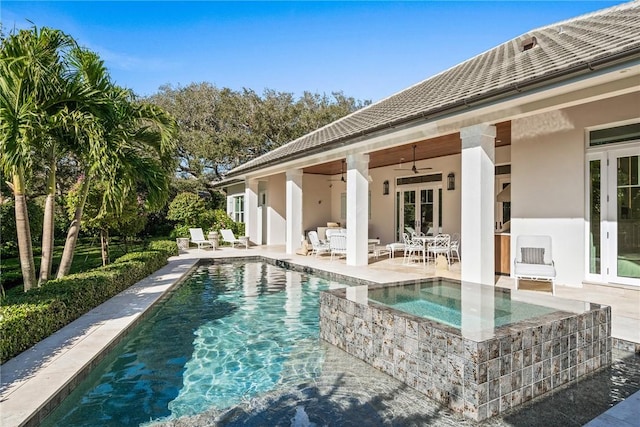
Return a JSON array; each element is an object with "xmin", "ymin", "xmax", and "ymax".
[
  {"xmin": 42, "ymin": 262, "xmax": 344, "ymax": 426},
  {"xmin": 368, "ymin": 279, "xmax": 558, "ymax": 329}
]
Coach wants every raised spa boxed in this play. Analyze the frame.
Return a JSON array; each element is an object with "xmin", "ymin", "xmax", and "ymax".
[{"xmin": 319, "ymin": 278, "xmax": 611, "ymax": 421}]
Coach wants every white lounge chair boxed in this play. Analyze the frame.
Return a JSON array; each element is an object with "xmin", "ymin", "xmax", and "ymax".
[
  {"xmin": 189, "ymin": 228, "xmax": 213, "ymax": 251},
  {"xmin": 329, "ymin": 234, "xmax": 348, "ymax": 260},
  {"xmin": 220, "ymin": 229, "xmax": 249, "ymax": 249},
  {"xmin": 514, "ymin": 235, "xmax": 556, "ymax": 294},
  {"xmin": 308, "ymin": 231, "xmax": 330, "ymax": 257}
]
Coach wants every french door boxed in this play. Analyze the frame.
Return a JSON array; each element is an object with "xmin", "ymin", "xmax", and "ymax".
[
  {"xmin": 587, "ymin": 146, "xmax": 640, "ymax": 286},
  {"xmin": 396, "ymin": 186, "xmax": 442, "ymax": 240}
]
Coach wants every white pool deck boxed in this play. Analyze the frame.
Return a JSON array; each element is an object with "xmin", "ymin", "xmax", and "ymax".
[{"xmin": 1, "ymin": 244, "xmax": 638, "ymax": 426}]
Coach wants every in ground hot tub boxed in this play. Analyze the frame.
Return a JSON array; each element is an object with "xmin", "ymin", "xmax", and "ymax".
[{"xmin": 319, "ymin": 278, "xmax": 611, "ymax": 421}]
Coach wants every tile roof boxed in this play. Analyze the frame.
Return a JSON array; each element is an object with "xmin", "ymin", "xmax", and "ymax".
[{"xmin": 227, "ymin": 1, "xmax": 640, "ymax": 177}]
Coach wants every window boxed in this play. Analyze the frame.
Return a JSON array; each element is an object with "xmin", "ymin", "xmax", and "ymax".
[
  {"xmin": 590, "ymin": 123, "xmax": 640, "ymax": 147},
  {"xmin": 232, "ymin": 195, "xmax": 244, "ymax": 223}
]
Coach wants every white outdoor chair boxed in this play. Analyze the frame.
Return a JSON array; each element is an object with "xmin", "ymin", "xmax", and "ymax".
[
  {"xmin": 189, "ymin": 228, "xmax": 213, "ymax": 251},
  {"xmin": 308, "ymin": 231, "xmax": 330, "ymax": 257},
  {"xmin": 426, "ymin": 234, "xmax": 451, "ymax": 268},
  {"xmin": 514, "ymin": 235, "xmax": 556, "ymax": 294},
  {"xmin": 220, "ymin": 229, "xmax": 248, "ymax": 249},
  {"xmin": 325, "ymin": 228, "xmax": 343, "ymax": 241},
  {"xmin": 403, "ymin": 233, "xmax": 426, "ymax": 265},
  {"xmin": 329, "ymin": 234, "xmax": 348, "ymax": 260},
  {"xmin": 449, "ymin": 232, "xmax": 461, "ymax": 262}
]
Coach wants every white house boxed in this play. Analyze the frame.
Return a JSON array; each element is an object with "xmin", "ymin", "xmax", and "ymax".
[{"xmin": 219, "ymin": 2, "xmax": 640, "ymax": 290}]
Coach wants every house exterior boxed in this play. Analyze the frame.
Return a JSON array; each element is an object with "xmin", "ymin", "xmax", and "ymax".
[{"xmin": 219, "ymin": 2, "xmax": 640, "ymax": 290}]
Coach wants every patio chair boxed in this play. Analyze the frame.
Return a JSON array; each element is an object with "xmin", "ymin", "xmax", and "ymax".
[
  {"xmin": 329, "ymin": 234, "xmax": 348, "ymax": 260},
  {"xmin": 308, "ymin": 231, "xmax": 330, "ymax": 257},
  {"xmin": 514, "ymin": 235, "xmax": 556, "ymax": 294},
  {"xmin": 220, "ymin": 229, "xmax": 249, "ymax": 249},
  {"xmin": 189, "ymin": 228, "xmax": 213, "ymax": 251},
  {"xmin": 426, "ymin": 234, "xmax": 451, "ymax": 268},
  {"xmin": 325, "ymin": 228, "xmax": 344, "ymax": 241},
  {"xmin": 403, "ymin": 233, "xmax": 426, "ymax": 265},
  {"xmin": 449, "ymin": 232, "xmax": 460, "ymax": 262}
]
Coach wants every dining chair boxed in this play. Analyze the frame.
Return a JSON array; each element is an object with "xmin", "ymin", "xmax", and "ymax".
[{"xmin": 427, "ymin": 234, "xmax": 451, "ymax": 268}]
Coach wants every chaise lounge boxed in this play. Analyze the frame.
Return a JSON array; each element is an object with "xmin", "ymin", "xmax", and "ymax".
[
  {"xmin": 189, "ymin": 228, "xmax": 213, "ymax": 251},
  {"xmin": 220, "ymin": 229, "xmax": 249, "ymax": 249}
]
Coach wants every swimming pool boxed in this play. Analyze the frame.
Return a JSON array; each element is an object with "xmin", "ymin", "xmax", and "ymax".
[
  {"xmin": 368, "ymin": 280, "xmax": 558, "ymax": 329},
  {"xmin": 42, "ymin": 261, "xmax": 346, "ymax": 426}
]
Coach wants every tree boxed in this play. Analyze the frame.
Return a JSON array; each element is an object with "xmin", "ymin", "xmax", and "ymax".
[
  {"xmin": 66, "ymin": 180, "xmax": 147, "ymax": 266},
  {"xmin": 147, "ymin": 83, "xmax": 369, "ymax": 185},
  {"xmin": 0, "ymin": 26, "xmax": 82, "ymax": 291},
  {"xmin": 56, "ymin": 81, "xmax": 177, "ymax": 278},
  {"xmin": 166, "ymin": 192, "xmax": 211, "ymax": 237}
]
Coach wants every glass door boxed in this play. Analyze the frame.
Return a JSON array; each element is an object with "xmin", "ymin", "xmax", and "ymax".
[
  {"xmin": 608, "ymin": 149, "xmax": 640, "ymax": 284},
  {"xmin": 588, "ymin": 147, "xmax": 640, "ymax": 286},
  {"xmin": 397, "ymin": 186, "xmax": 441, "ymax": 240}
]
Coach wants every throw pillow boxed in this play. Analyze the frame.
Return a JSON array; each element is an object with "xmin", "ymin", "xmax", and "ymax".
[{"xmin": 521, "ymin": 247, "xmax": 545, "ymax": 264}]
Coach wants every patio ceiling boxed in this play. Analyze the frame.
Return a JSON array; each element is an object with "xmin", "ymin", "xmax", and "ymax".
[{"xmin": 303, "ymin": 121, "xmax": 511, "ymax": 175}]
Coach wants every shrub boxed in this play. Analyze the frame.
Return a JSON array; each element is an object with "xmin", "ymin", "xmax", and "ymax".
[
  {"xmin": 211, "ymin": 209, "xmax": 245, "ymax": 237},
  {"xmin": 147, "ymin": 239, "xmax": 179, "ymax": 257},
  {"xmin": 0, "ymin": 240, "xmax": 176, "ymax": 363}
]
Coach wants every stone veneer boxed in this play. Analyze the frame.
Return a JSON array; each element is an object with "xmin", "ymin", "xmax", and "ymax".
[{"xmin": 319, "ymin": 286, "xmax": 611, "ymax": 421}]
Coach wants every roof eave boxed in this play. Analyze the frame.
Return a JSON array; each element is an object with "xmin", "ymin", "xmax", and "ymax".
[{"xmin": 224, "ymin": 45, "xmax": 640, "ymax": 180}]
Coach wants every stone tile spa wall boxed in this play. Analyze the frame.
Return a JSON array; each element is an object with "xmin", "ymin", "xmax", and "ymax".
[{"xmin": 319, "ymin": 289, "xmax": 612, "ymax": 421}]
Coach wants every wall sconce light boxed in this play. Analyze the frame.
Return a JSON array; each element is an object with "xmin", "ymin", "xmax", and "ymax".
[
  {"xmin": 383, "ymin": 180, "xmax": 390, "ymax": 195},
  {"xmin": 447, "ymin": 173, "xmax": 455, "ymax": 191}
]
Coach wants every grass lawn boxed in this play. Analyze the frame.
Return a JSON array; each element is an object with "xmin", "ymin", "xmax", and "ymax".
[{"xmin": 1, "ymin": 237, "xmax": 147, "ymax": 296}]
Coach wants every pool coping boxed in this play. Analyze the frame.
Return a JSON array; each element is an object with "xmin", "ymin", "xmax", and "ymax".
[{"xmin": 0, "ymin": 254, "xmax": 635, "ymax": 426}]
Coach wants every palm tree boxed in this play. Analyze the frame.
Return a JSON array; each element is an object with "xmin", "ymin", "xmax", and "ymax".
[
  {"xmin": 0, "ymin": 26, "xmax": 77, "ymax": 291},
  {"xmin": 37, "ymin": 47, "xmax": 105, "ymax": 284},
  {"xmin": 56, "ymin": 80, "xmax": 177, "ymax": 278}
]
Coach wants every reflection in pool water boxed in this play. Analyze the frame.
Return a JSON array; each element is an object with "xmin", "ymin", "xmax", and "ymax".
[{"xmin": 42, "ymin": 262, "xmax": 344, "ymax": 426}]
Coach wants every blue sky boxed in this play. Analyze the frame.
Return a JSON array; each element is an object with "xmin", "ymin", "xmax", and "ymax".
[{"xmin": 2, "ymin": 1, "xmax": 629, "ymax": 102}]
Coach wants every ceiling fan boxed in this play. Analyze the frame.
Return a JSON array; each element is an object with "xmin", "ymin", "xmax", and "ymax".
[{"xmin": 394, "ymin": 145, "xmax": 432, "ymax": 174}]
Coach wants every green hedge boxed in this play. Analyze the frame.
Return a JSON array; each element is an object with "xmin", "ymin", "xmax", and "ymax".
[{"xmin": 0, "ymin": 240, "xmax": 177, "ymax": 363}]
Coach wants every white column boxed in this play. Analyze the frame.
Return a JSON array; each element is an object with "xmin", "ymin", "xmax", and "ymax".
[
  {"xmin": 460, "ymin": 123, "xmax": 496, "ymax": 285},
  {"xmin": 286, "ymin": 169, "xmax": 303, "ymax": 254},
  {"xmin": 245, "ymin": 179, "xmax": 259, "ymax": 244},
  {"xmin": 346, "ymin": 153, "xmax": 369, "ymax": 266}
]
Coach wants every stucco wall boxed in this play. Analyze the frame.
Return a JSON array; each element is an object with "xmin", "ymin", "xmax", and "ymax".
[
  {"xmin": 302, "ymin": 174, "xmax": 332, "ymax": 233},
  {"xmin": 511, "ymin": 92, "xmax": 639, "ymax": 286}
]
